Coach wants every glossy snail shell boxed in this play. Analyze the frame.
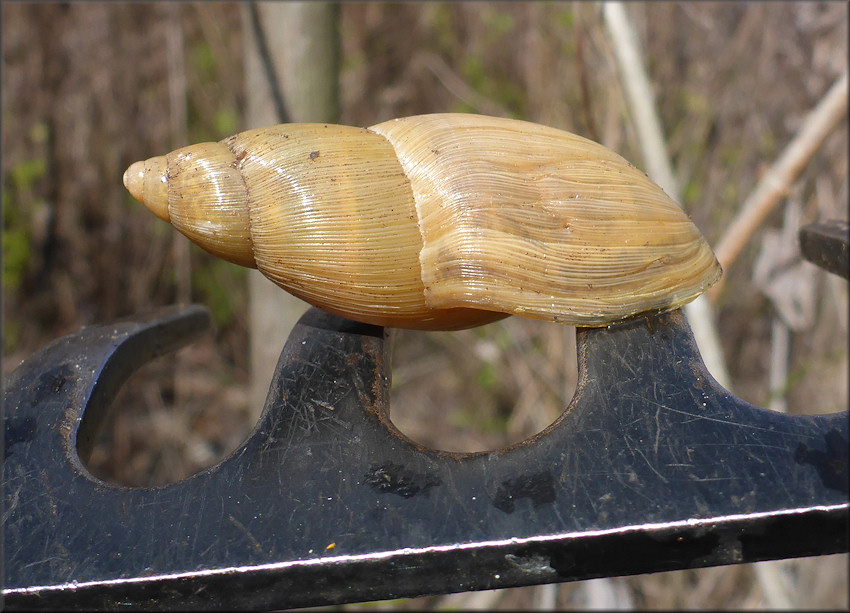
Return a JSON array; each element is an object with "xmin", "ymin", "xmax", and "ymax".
[{"xmin": 124, "ymin": 113, "xmax": 721, "ymax": 330}]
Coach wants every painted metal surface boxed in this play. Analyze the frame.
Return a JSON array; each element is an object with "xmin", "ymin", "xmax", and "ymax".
[{"xmin": 4, "ymin": 300, "xmax": 847, "ymax": 610}]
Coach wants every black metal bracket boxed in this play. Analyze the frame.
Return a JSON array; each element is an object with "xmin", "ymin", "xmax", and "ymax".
[
  {"xmin": 799, "ymin": 220, "xmax": 849, "ymax": 280},
  {"xmin": 4, "ymin": 218, "xmax": 848, "ymax": 609},
  {"xmin": 4, "ymin": 295, "xmax": 847, "ymax": 610}
]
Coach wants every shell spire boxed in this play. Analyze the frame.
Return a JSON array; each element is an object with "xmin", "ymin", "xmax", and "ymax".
[{"xmin": 124, "ymin": 157, "xmax": 168, "ymax": 221}]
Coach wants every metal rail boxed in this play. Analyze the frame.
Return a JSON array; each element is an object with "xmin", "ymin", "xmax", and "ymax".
[{"xmin": 4, "ymin": 222, "xmax": 847, "ymax": 610}]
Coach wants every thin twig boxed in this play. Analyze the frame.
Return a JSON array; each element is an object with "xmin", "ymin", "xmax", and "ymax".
[
  {"xmin": 166, "ymin": 8, "xmax": 190, "ymax": 307},
  {"xmin": 165, "ymin": 5, "xmax": 191, "ymax": 411},
  {"xmin": 709, "ymin": 71, "xmax": 848, "ymax": 300},
  {"xmin": 601, "ymin": 2, "xmax": 678, "ymax": 197},
  {"xmin": 414, "ymin": 52, "xmax": 512, "ymax": 119},
  {"xmin": 768, "ymin": 317, "xmax": 790, "ymax": 414},
  {"xmin": 248, "ymin": 2, "xmax": 290, "ymax": 124}
]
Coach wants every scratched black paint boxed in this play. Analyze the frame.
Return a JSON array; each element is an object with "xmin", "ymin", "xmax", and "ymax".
[
  {"xmin": 492, "ymin": 470, "xmax": 556, "ymax": 513},
  {"xmin": 3, "ymin": 305, "xmax": 847, "ymax": 610},
  {"xmin": 795, "ymin": 429, "xmax": 849, "ymax": 494},
  {"xmin": 4, "ymin": 416, "xmax": 37, "ymax": 459},
  {"xmin": 364, "ymin": 462, "xmax": 442, "ymax": 498}
]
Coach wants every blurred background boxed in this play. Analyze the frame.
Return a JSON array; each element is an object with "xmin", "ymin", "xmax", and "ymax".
[{"xmin": 2, "ymin": 2, "xmax": 847, "ymax": 609}]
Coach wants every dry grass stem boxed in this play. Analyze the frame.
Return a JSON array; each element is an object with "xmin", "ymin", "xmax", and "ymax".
[
  {"xmin": 601, "ymin": 2, "xmax": 678, "ymax": 197},
  {"xmin": 414, "ymin": 52, "xmax": 513, "ymax": 118},
  {"xmin": 601, "ymin": 0, "xmax": 732, "ymax": 388},
  {"xmin": 710, "ymin": 70, "xmax": 849, "ymax": 300}
]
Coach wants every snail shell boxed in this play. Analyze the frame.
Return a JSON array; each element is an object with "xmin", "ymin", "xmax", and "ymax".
[{"xmin": 124, "ymin": 113, "xmax": 721, "ymax": 330}]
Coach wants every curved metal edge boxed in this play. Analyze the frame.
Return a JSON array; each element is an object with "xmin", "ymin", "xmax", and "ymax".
[
  {"xmin": 75, "ymin": 305, "xmax": 213, "ymax": 462},
  {"xmin": 4, "ymin": 304, "xmax": 212, "ymax": 472}
]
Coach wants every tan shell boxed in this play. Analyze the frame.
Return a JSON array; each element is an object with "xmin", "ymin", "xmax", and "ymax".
[{"xmin": 124, "ymin": 113, "xmax": 721, "ymax": 330}]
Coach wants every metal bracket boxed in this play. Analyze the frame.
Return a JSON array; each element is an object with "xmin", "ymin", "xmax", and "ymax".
[
  {"xmin": 799, "ymin": 220, "xmax": 849, "ymax": 280},
  {"xmin": 4, "ymin": 298, "xmax": 847, "ymax": 610}
]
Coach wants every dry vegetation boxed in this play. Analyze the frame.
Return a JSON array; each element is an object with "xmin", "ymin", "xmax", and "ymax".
[{"xmin": 2, "ymin": 2, "xmax": 847, "ymax": 609}]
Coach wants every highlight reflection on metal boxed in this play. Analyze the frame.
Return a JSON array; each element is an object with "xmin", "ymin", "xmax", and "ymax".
[{"xmin": 4, "ymin": 296, "xmax": 847, "ymax": 610}]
